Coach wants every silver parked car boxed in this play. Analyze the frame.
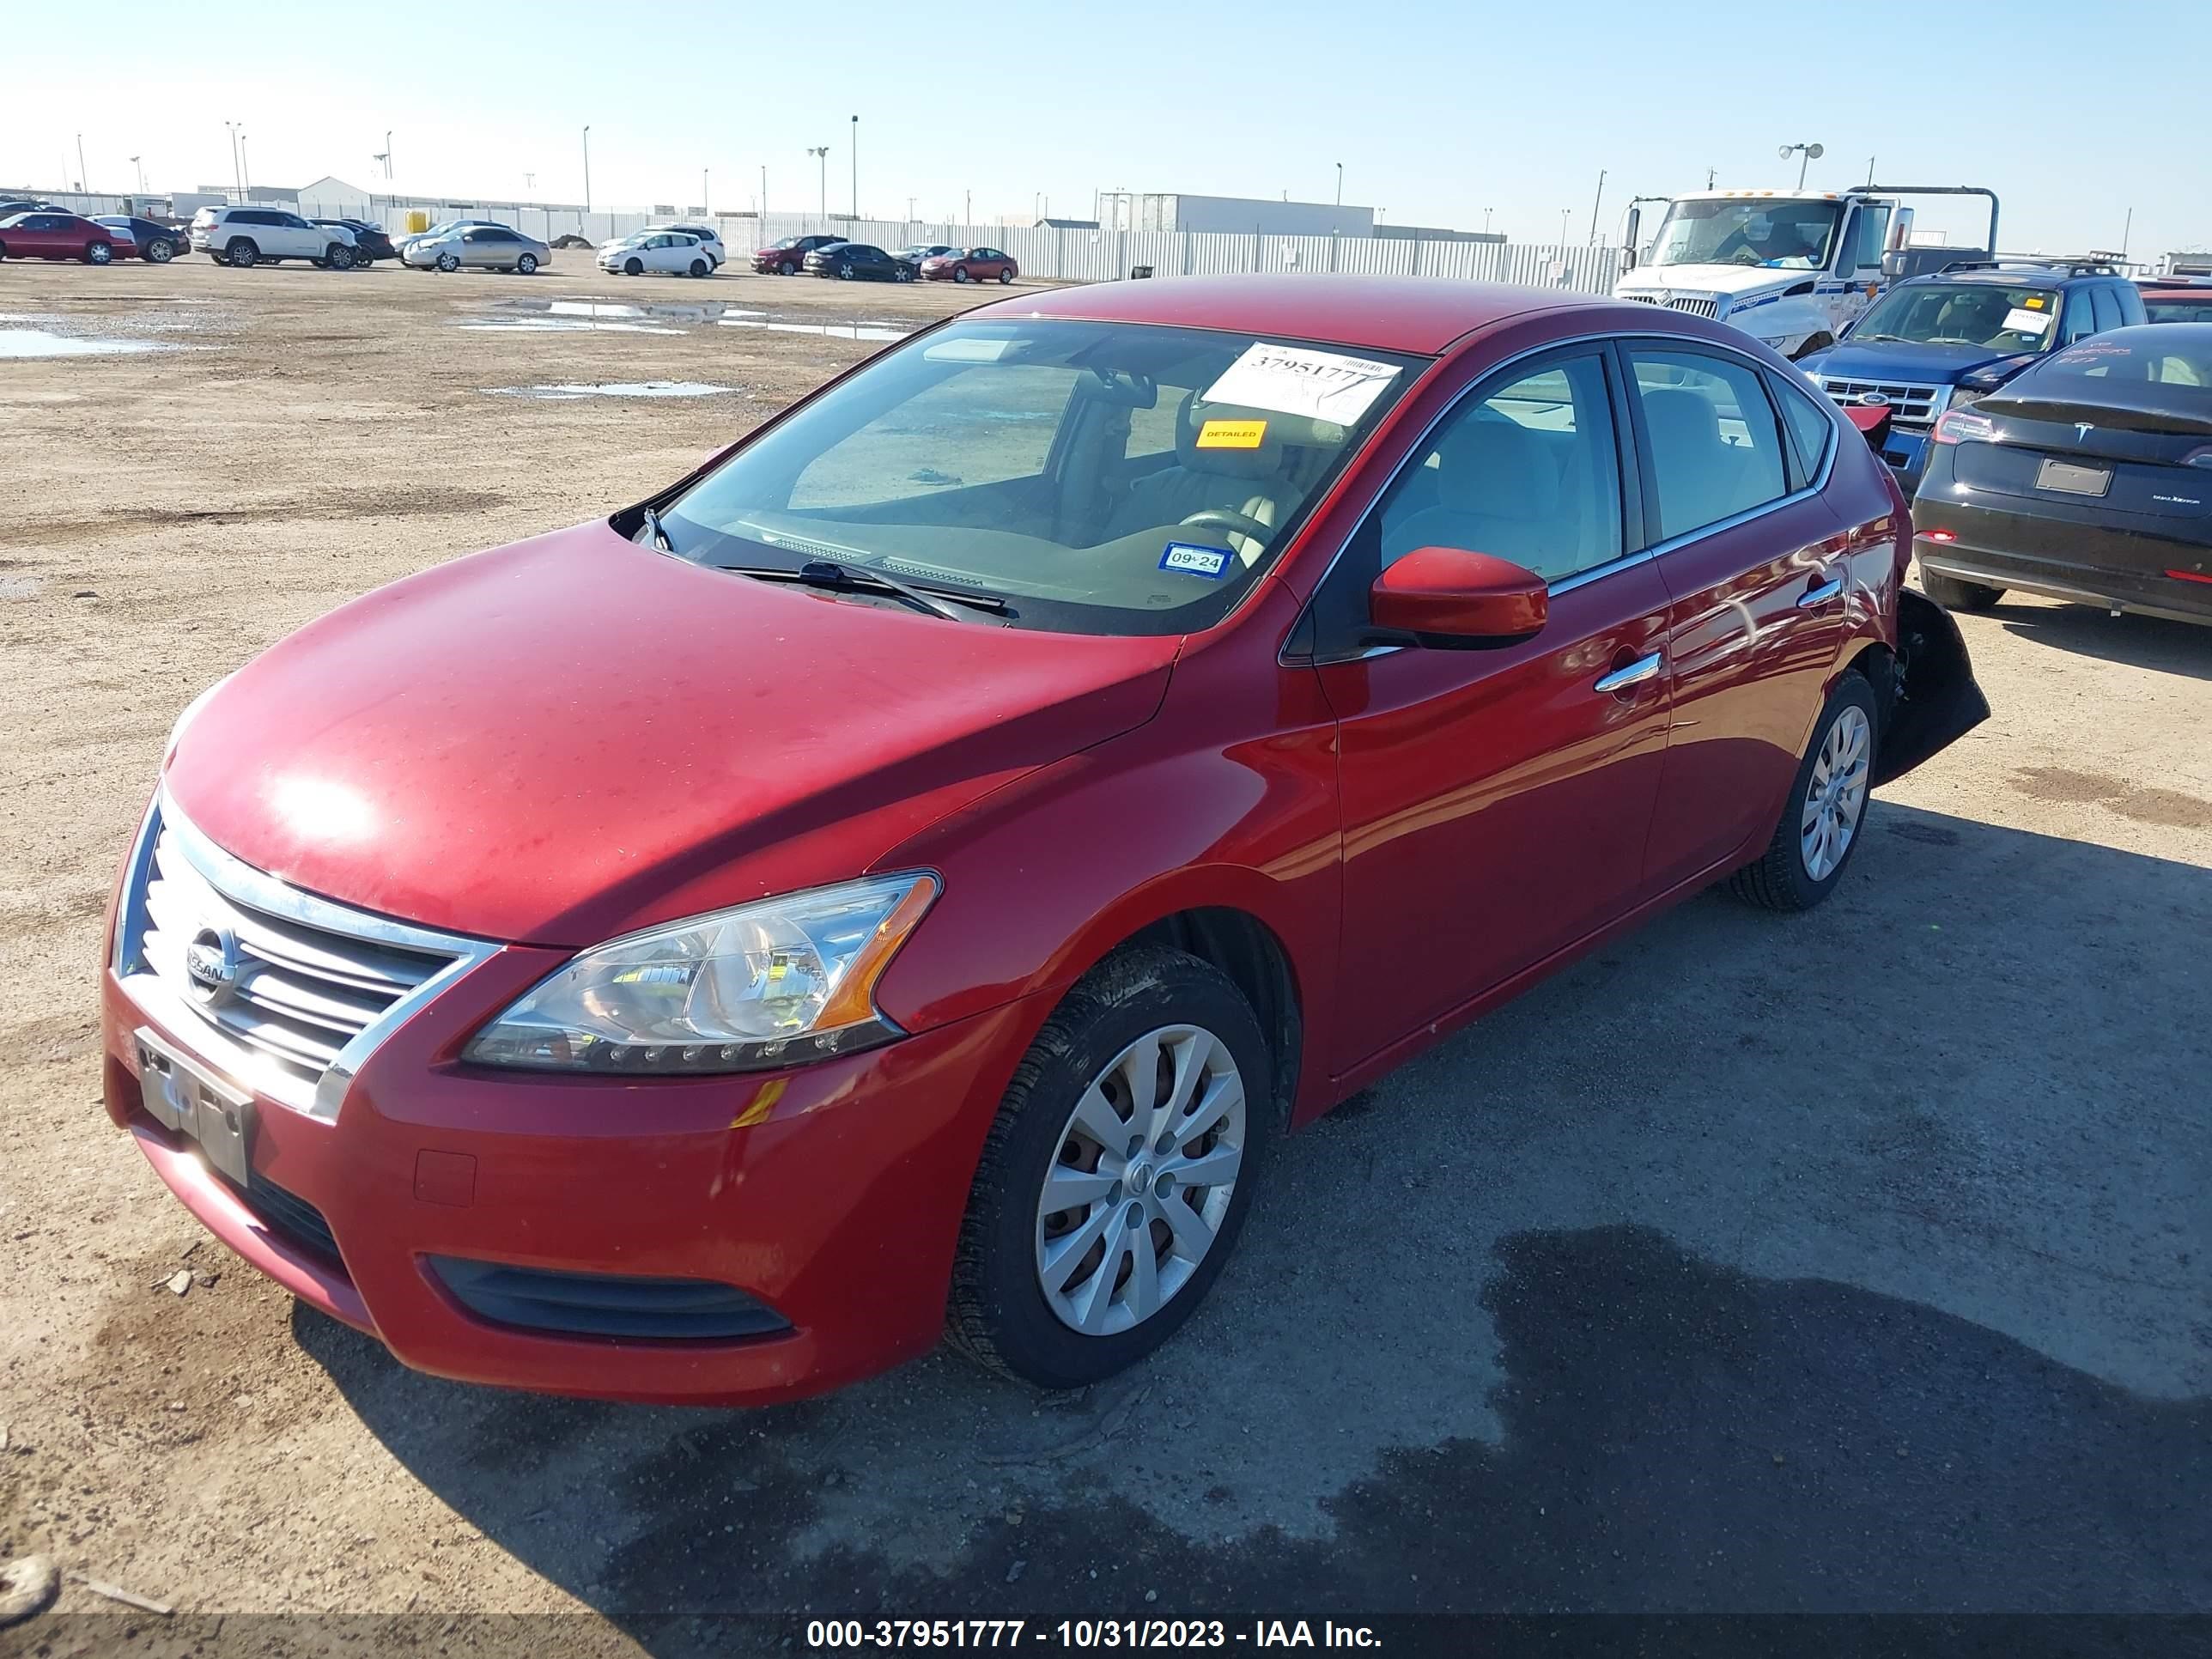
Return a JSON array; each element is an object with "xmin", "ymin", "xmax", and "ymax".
[{"xmin": 401, "ymin": 223, "xmax": 550, "ymax": 274}]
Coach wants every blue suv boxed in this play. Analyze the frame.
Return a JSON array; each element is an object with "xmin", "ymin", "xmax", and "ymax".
[{"xmin": 1799, "ymin": 262, "xmax": 2146, "ymax": 491}]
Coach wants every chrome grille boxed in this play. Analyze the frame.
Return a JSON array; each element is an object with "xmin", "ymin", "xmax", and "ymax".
[
  {"xmin": 1623, "ymin": 293, "xmax": 1661, "ymax": 305},
  {"xmin": 116, "ymin": 801, "xmax": 491, "ymax": 1119},
  {"xmin": 1663, "ymin": 295, "xmax": 1720, "ymax": 319},
  {"xmin": 1815, "ymin": 377, "xmax": 1946, "ymax": 430}
]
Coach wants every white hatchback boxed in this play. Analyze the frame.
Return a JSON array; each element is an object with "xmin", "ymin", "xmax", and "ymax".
[{"xmin": 599, "ymin": 231, "xmax": 718, "ymax": 277}]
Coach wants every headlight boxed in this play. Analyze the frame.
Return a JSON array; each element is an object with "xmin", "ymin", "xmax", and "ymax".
[{"xmin": 465, "ymin": 874, "xmax": 939, "ymax": 1074}]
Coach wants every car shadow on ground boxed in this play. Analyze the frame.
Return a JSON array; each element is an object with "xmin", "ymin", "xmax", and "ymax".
[
  {"xmin": 1996, "ymin": 601, "xmax": 2212, "ymax": 682},
  {"xmin": 295, "ymin": 803, "xmax": 2212, "ymax": 1643}
]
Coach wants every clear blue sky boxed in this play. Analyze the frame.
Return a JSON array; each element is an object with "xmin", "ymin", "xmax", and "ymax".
[{"xmin": 7, "ymin": 0, "xmax": 2204, "ymax": 257}]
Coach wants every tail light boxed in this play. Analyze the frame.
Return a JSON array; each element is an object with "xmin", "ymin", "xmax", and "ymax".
[
  {"xmin": 2167, "ymin": 568, "xmax": 2212, "ymax": 586},
  {"xmin": 1932, "ymin": 410, "xmax": 1996, "ymax": 446},
  {"xmin": 1918, "ymin": 529, "xmax": 1958, "ymax": 543}
]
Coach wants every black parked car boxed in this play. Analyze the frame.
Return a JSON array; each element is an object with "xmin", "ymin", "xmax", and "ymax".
[
  {"xmin": 314, "ymin": 217, "xmax": 398, "ymax": 265},
  {"xmin": 91, "ymin": 215, "xmax": 186, "ymax": 263},
  {"xmin": 1912, "ymin": 322, "xmax": 2212, "ymax": 628},
  {"xmin": 802, "ymin": 241, "xmax": 912, "ymax": 283}
]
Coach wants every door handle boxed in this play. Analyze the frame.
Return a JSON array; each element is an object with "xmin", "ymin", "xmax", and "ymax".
[
  {"xmin": 1797, "ymin": 576, "xmax": 1844, "ymax": 608},
  {"xmin": 1593, "ymin": 652, "xmax": 1662, "ymax": 695}
]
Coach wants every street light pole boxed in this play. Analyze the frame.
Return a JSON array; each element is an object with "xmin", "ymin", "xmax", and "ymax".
[
  {"xmin": 702, "ymin": 167, "xmax": 709, "ymax": 214},
  {"xmin": 1559, "ymin": 207, "xmax": 1571, "ymax": 245},
  {"xmin": 1334, "ymin": 161, "xmax": 1342, "ymax": 206},
  {"xmin": 849, "ymin": 114, "xmax": 858, "ymax": 221},
  {"xmin": 1483, "ymin": 206, "xmax": 1493, "ymax": 234},
  {"xmin": 760, "ymin": 163, "xmax": 767, "ymax": 225},
  {"xmin": 225, "ymin": 122, "xmax": 241, "ymax": 197},
  {"xmin": 240, "ymin": 132, "xmax": 249, "ymax": 190},
  {"xmin": 76, "ymin": 133, "xmax": 88, "ymax": 193},
  {"xmin": 581, "ymin": 125, "xmax": 592, "ymax": 213},
  {"xmin": 386, "ymin": 131, "xmax": 393, "ymax": 179},
  {"xmin": 807, "ymin": 146, "xmax": 829, "ymax": 226},
  {"xmin": 1779, "ymin": 141, "xmax": 1824, "ymax": 190},
  {"xmin": 1588, "ymin": 168, "xmax": 1606, "ymax": 245},
  {"xmin": 130, "ymin": 154, "xmax": 143, "ymax": 192}
]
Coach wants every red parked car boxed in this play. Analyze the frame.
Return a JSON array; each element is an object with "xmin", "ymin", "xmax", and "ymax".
[
  {"xmin": 752, "ymin": 234, "xmax": 848, "ymax": 275},
  {"xmin": 103, "ymin": 276, "xmax": 1986, "ymax": 1405},
  {"xmin": 0, "ymin": 210, "xmax": 136, "ymax": 264},
  {"xmin": 919, "ymin": 245, "xmax": 1018, "ymax": 284}
]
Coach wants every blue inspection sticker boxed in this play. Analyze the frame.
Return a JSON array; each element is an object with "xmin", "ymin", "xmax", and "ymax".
[{"xmin": 1159, "ymin": 542, "xmax": 1233, "ymax": 580}]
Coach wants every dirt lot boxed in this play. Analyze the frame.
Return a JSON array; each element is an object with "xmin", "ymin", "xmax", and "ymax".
[{"xmin": 2, "ymin": 256, "xmax": 2208, "ymax": 1654}]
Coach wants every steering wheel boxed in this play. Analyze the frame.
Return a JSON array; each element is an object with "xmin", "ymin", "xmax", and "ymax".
[{"xmin": 1179, "ymin": 508, "xmax": 1270, "ymax": 544}]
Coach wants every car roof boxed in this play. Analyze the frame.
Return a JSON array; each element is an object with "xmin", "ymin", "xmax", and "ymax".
[
  {"xmin": 976, "ymin": 275, "xmax": 1621, "ymax": 355},
  {"xmin": 1899, "ymin": 266, "xmax": 2116, "ymax": 289}
]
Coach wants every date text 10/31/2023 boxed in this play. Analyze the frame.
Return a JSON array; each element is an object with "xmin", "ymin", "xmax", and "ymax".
[{"xmin": 806, "ymin": 1620, "xmax": 1383, "ymax": 1649}]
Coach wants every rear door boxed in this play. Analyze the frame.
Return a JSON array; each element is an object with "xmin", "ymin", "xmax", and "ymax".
[
  {"xmin": 1313, "ymin": 343, "xmax": 1674, "ymax": 1072},
  {"xmin": 1625, "ymin": 342, "xmax": 1851, "ymax": 889}
]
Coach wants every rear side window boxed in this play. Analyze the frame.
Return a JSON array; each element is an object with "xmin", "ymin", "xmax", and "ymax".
[
  {"xmin": 1626, "ymin": 349, "xmax": 1790, "ymax": 542},
  {"xmin": 1769, "ymin": 371, "xmax": 1838, "ymax": 489},
  {"xmin": 2090, "ymin": 287, "xmax": 2124, "ymax": 332}
]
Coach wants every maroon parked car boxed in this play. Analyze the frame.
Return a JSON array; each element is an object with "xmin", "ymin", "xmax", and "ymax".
[
  {"xmin": 920, "ymin": 246, "xmax": 1018, "ymax": 284},
  {"xmin": 0, "ymin": 210, "xmax": 136, "ymax": 264},
  {"xmin": 753, "ymin": 234, "xmax": 848, "ymax": 276}
]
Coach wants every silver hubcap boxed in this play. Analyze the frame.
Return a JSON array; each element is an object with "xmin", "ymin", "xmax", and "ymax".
[
  {"xmin": 1801, "ymin": 705, "xmax": 1870, "ymax": 881},
  {"xmin": 1035, "ymin": 1024, "xmax": 1246, "ymax": 1336}
]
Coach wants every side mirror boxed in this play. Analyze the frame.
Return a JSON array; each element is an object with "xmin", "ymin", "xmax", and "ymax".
[
  {"xmin": 1370, "ymin": 547, "xmax": 1548, "ymax": 647},
  {"xmin": 1620, "ymin": 205, "xmax": 1642, "ymax": 269},
  {"xmin": 1881, "ymin": 248, "xmax": 1907, "ymax": 283}
]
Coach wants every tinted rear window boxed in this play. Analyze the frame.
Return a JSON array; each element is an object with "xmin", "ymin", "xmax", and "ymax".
[{"xmin": 2147, "ymin": 297, "xmax": 2212, "ymax": 325}]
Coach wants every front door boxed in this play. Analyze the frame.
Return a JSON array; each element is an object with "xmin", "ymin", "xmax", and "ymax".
[
  {"xmin": 1620, "ymin": 344, "xmax": 1849, "ymax": 887},
  {"xmin": 1310, "ymin": 346, "xmax": 1674, "ymax": 1075}
]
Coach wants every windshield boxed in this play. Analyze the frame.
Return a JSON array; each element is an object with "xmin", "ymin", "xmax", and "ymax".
[
  {"xmin": 1652, "ymin": 198, "xmax": 1844, "ymax": 270},
  {"xmin": 2146, "ymin": 295, "xmax": 2212, "ymax": 325},
  {"xmin": 658, "ymin": 319, "xmax": 1422, "ymax": 636},
  {"xmin": 1851, "ymin": 282, "xmax": 2063, "ymax": 351}
]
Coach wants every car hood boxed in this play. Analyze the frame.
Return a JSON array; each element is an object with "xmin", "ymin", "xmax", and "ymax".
[
  {"xmin": 165, "ymin": 520, "xmax": 1179, "ymax": 946},
  {"xmin": 1619, "ymin": 262, "xmax": 1820, "ymax": 299},
  {"xmin": 1802, "ymin": 340, "xmax": 2018, "ymax": 383}
]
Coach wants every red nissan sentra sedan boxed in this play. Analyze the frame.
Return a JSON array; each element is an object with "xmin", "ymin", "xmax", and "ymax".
[{"xmin": 102, "ymin": 276, "xmax": 1988, "ymax": 1404}]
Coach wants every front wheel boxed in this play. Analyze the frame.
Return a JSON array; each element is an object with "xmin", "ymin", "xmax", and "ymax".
[
  {"xmin": 1729, "ymin": 670, "xmax": 1878, "ymax": 913},
  {"xmin": 947, "ymin": 945, "xmax": 1274, "ymax": 1389},
  {"xmin": 145, "ymin": 238, "xmax": 174, "ymax": 264},
  {"xmin": 1918, "ymin": 568, "xmax": 2004, "ymax": 611},
  {"xmin": 516, "ymin": 252, "xmax": 538, "ymax": 275},
  {"xmin": 623, "ymin": 257, "xmax": 643, "ymax": 276},
  {"xmin": 325, "ymin": 243, "xmax": 355, "ymax": 270},
  {"xmin": 777, "ymin": 259, "xmax": 797, "ymax": 276},
  {"xmin": 86, "ymin": 240, "xmax": 113, "ymax": 265},
  {"xmin": 436, "ymin": 251, "xmax": 460, "ymax": 273},
  {"xmin": 952, "ymin": 264, "xmax": 972, "ymax": 283}
]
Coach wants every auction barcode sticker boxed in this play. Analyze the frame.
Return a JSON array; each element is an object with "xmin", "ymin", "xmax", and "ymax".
[{"xmin": 1202, "ymin": 343, "xmax": 1401, "ymax": 423}]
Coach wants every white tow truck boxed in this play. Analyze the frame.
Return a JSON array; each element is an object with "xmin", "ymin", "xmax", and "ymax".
[{"xmin": 1612, "ymin": 185, "xmax": 2001, "ymax": 359}]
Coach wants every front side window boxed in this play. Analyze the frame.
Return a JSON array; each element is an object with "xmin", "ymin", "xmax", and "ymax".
[
  {"xmin": 1842, "ymin": 204, "xmax": 1892, "ymax": 271},
  {"xmin": 1628, "ymin": 349, "xmax": 1790, "ymax": 541},
  {"xmin": 661, "ymin": 319, "xmax": 1423, "ymax": 636},
  {"xmin": 2060, "ymin": 289, "xmax": 2101, "ymax": 345},
  {"xmin": 1376, "ymin": 355, "xmax": 1624, "ymax": 581},
  {"xmin": 1853, "ymin": 281, "xmax": 2061, "ymax": 352},
  {"xmin": 1651, "ymin": 198, "xmax": 1844, "ymax": 270}
]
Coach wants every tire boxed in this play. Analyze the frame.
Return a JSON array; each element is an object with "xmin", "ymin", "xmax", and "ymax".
[
  {"xmin": 325, "ymin": 243, "xmax": 354, "ymax": 270},
  {"xmin": 947, "ymin": 945, "xmax": 1277, "ymax": 1390},
  {"xmin": 778, "ymin": 259, "xmax": 797, "ymax": 276},
  {"xmin": 1729, "ymin": 670, "xmax": 1879, "ymax": 913},
  {"xmin": 836, "ymin": 264, "xmax": 854, "ymax": 280},
  {"xmin": 689, "ymin": 258, "xmax": 708, "ymax": 277},
  {"xmin": 226, "ymin": 238, "xmax": 258, "ymax": 268},
  {"xmin": 86, "ymin": 240, "xmax": 113, "ymax": 264},
  {"xmin": 1917, "ymin": 568, "xmax": 2003, "ymax": 611},
  {"xmin": 145, "ymin": 238, "xmax": 174, "ymax": 264},
  {"xmin": 436, "ymin": 251, "xmax": 460, "ymax": 273},
  {"xmin": 517, "ymin": 252, "xmax": 538, "ymax": 275},
  {"xmin": 894, "ymin": 264, "xmax": 913, "ymax": 283},
  {"xmin": 623, "ymin": 257, "xmax": 643, "ymax": 276},
  {"xmin": 1791, "ymin": 333, "xmax": 1834, "ymax": 360},
  {"xmin": 953, "ymin": 264, "xmax": 972, "ymax": 283},
  {"xmin": 997, "ymin": 265, "xmax": 1015, "ymax": 284},
  {"xmin": 0, "ymin": 240, "xmax": 9, "ymax": 261}
]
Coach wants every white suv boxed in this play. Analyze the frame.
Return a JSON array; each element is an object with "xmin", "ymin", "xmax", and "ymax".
[
  {"xmin": 641, "ymin": 222, "xmax": 725, "ymax": 267},
  {"xmin": 191, "ymin": 206, "xmax": 360, "ymax": 270}
]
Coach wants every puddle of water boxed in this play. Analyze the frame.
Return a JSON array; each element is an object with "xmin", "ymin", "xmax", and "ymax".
[
  {"xmin": 719, "ymin": 319, "xmax": 908, "ymax": 342},
  {"xmin": 480, "ymin": 380, "xmax": 738, "ymax": 401},
  {"xmin": 0, "ymin": 327, "xmax": 172, "ymax": 359},
  {"xmin": 0, "ymin": 576, "xmax": 40, "ymax": 599},
  {"xmin": 457, "ymin": 318, "xmax": 687, "ymax": 335}
]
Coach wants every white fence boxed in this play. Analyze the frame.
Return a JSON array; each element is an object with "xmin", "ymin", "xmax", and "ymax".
[
  {"xmin": 291, "ymin": 202, "xmax": 1626, "ymax": 295},
  {"xmin": 9, "ymin": 183, "xmax": 1626, "ymax": 295}
]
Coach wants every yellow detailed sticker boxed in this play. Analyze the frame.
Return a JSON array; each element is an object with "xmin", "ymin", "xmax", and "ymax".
[
  {"xmin": 2023, "ymin": 296, "xmax": 2046, "ymax": 308},
  {"xmin": 1195, "ymin": 418, "xmax": 1267, "ymax": 450}
]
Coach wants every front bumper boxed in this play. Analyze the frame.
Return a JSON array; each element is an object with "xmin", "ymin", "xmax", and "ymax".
[{"xmin": 101, "ymin": 957, "xmax": 1043, "ymax": 1406}]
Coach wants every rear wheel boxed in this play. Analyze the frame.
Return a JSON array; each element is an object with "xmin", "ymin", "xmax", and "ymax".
[
  {"xmin": 86, "ymin": 240, "xmax": 113, "ymax": 265},
  {"xmin": 948, "ymin": 945, "xmax": 1275, "ymax": 1390},
  {"xmin": 1918, "ymin": 568, "xmax": 2004, "ymax": 611},
  {"xmin": 998, "ymin": 265, "xmax": 1015, "ymax": 284},
  {"xmin": 225, "ymin": 238, "xmax": 258, "ymax": 268},
  {"xmin": 517, "ymin": 252, "xmax": 538, "ymax": 275},
  {"xmin": 894, "ymin": 263, "xmax": 913, "ymax": 282},
  {"xmin": 0, "ymin": 240, "xmax": 10, "ymax": 261},
  {"xmin": 1729, "ymin": 670, "xmax": 1878, "ymax": 913},
  {"xmin": 688, "ymin": 258, "xmax": 708, "ymax": 276}
]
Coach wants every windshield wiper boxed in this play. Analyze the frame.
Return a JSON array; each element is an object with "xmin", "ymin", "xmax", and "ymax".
[
  {"xmin": 637, "ymin": 505, "xmax": 674, "ymax": 552},
  {"xmin": 726, "ymin": 559, "xmax": 1007, "ymax": 623}
]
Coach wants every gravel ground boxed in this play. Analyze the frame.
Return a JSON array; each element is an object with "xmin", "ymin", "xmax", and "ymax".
[{"xmin": 1, "ymin": 256, "xmax": 2207, "ymax": 1654}]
